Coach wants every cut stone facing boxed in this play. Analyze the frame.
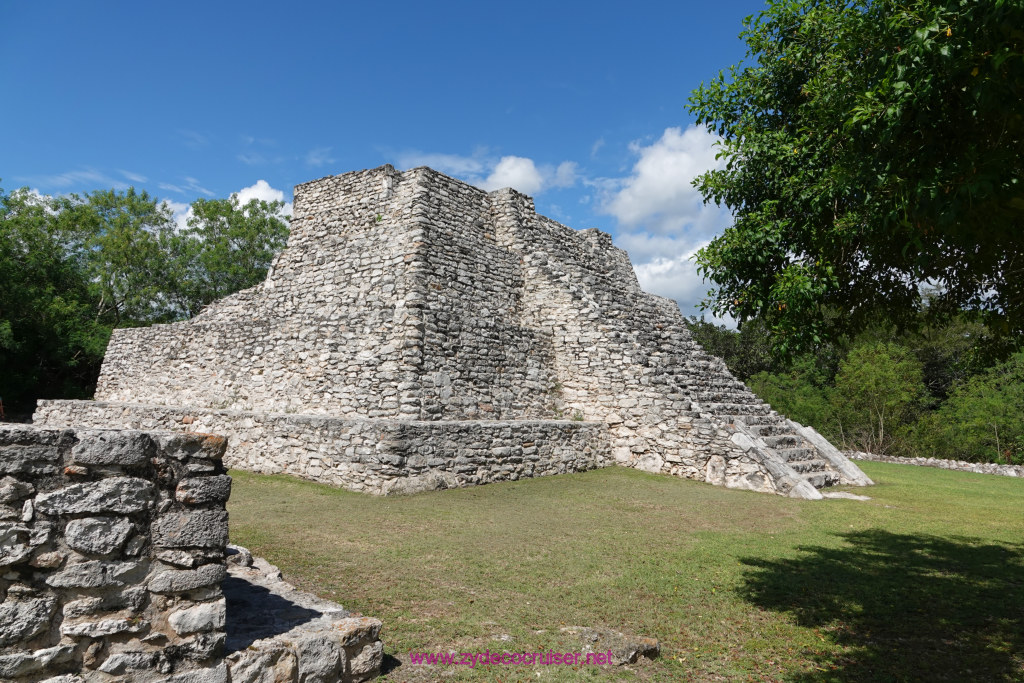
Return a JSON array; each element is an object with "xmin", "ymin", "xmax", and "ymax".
[
  {"xmin": 148, "ymin": 563, "xmax": 227, "ymax": 593},
  {"xmin": 70, "ymin": 430, "xmax": 152, "ymax": 466},
  {"xmin": 0, "ymin": 595, "xmax": 57, "ymax": 646},
  {"xmin": 64, "ymin": 516, "xmax": 133, "ymax": 555},
  {"xmin": 152, "ymin": 510, "xmax": 229, "ymax": 548},
  {"xmin": 35, "ymin": 477, "xmax": 155, "ymax": 515}
]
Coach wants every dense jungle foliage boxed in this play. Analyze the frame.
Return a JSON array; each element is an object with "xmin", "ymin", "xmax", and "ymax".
[
  {"xmin": 687, "ymin": 314, "xmax": 1023, "ymax": 464},
  {"xmin": 0, "ymin": 183, "xmax": 289, "ymax": 414}
]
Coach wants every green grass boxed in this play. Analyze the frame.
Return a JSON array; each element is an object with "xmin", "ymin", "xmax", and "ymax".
[{"xmin": 227, "ymin": 463, "xmax": 1024, "ymax": 681}]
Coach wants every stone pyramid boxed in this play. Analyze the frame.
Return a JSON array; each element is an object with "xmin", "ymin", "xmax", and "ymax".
[{"xmin": 35, "ymin": 165, "xmax": 871, "ymax": 498}]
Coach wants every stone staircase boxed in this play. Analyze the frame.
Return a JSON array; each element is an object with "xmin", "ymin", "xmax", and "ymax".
[
  {"xmin": 690, "ymin": 375, "xmax": 846, "ymax": 492},
  {"xmin": 653, "ymin": 347, "xmax": 854, "ymax": 495},
  {"xmin": 728, "ymin": 411, "xmax": 840, "ymax": 489}
]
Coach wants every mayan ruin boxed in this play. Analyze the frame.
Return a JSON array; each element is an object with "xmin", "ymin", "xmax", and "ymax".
[{"xmin": 35, "ymin": 164, "xmax": 872, "ymax": 499}]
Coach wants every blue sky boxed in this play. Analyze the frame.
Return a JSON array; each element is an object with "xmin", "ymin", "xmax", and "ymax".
[{"xmin": 2, "ymin": 0, "xmax": 768, "ymax": 320}]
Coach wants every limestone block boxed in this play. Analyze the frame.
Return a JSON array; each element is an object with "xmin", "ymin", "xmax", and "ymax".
[
  {"xmin": 334, "ymin": 616, "xmax": 383, "ymax": 647},
  {"xmin": 97, "ymin": 651, "xmax": 158, "ymax": 674},
  {"xmin": 227, "ymin": 644, "xmax": 297, "ymax": 683},
  {"xmin": 35, "ymin": 477, "xmax": 155, "ymax": 515},
  {"xmin": 0, "ymin": 476, "xmax": 34, "ymax": 504},
  {"xmin": 0, "ymin": 594, "xmax": 56, "ymax": 646},
  {"xmin": 70, "ymin": 430, "xmax": 152, "ymax": 466},
  {"xmin": 45, "ymin": 560, "xmax": 142, "ymax": 589},
  {"xmin": 64, "ymin": 516, "xmax": 133, "ymax": 555},
  {"xmin": 0, "ymin": 444, "xmax": 61, "ymax": 476},
  {"xmin": 165, "ymin": 662, "xmax": 229, "ymax": 683},
  {"xmin": 148, "ymin": 563, "xmax": 226, "ymax": 593},
  {"xmin": 60, "ymin": 617, "xmax": 149, "ymax": 638},
  {"xmin": 156, "ymin": 548, "xmax": 203, "ymax": 568},
  {"xmin": 0, "ymin": 645, "xmax": 74, "ymax": 679},
  {"xmin": 296, "ymin": 634, "xmax": 343, "ymax": 683},
  {"xmin": 62, "ymin": 597, "xmax": 103, "ymax": 619},
  {"xmin": 175, "ymin": 475, "xmax": 232, "ymax": 505},
  {"xmin": 705, "ymin": 455, "xmax": 727, "ymax": 485},
  {"xmin": 152, "ymin": 510, "xmax": 229, "ymax": 548},
  {"xmin": 29, "ymin": 550, "xmax": 64, "ymax": 569},
  {"xmin": 0, "ymin": 523, "xmax": 32, "ymax": 566},
  {"xmin": 150, "ymin": 432, "xmax": 228, "ymax": 461},
  {"xmin": 349, "ymin": 640, "xmax": 384, "ymax": 679},
  {"xmin": 168, "ymin": 598, "xmax": 226, "ymax": 634}
]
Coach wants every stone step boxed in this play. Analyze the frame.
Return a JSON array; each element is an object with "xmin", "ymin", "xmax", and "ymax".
[
  {"xmin": 787, "ymin": 458, "xmax": 828, "ymax": 474},
  {"xmin": 703, "ymin": 402, "xmax": 771, "ymax": 416},
  {"xmin": 776, "ymin": 447, "xmax": 818, "ymax": 462},
  {"xmin": 723, "ymin": 414, "xmax": 781, "ymax": 426},
  {"xmin": 694, "ymin": 392, "xmax": 762, "ymax": 405},
  {"xmin": 763, "ymin": 434, "xmax": 801, "ymax": 449},
  {"xmin": 803, "ymin": 471, "xmax": 840, "ymax": 489},
  {"xmin": 698, "ymin": 378, "xmax": 749, "ymax": 389},
  {"xmin": 746, "ymin": 423, "xmax": 792, "ymax": 437}
]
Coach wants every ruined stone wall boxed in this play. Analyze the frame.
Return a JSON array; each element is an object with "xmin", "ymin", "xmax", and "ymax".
[
  {"xmin": 35, "ymin": 401, "xmax": 609, "ymax": 495},
  {"xmin": 62, "ymin": 165, "xmax": 868, "ymax": 498},
  {"xmin": 96, "ymin": 167, "xmax": 425, "ymax": 418},
  {"xmin": 412, "ymin": 171, "xmax": 560, "ymax": 420},
  {"xmin": 0, "ymin": 425, "xmax": 230, "ymax": 681}
]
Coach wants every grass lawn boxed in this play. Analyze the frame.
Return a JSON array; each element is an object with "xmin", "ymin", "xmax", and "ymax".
[{"xmin": 227, "ymin": 462, "xmax": 1024, "ymax": 681}]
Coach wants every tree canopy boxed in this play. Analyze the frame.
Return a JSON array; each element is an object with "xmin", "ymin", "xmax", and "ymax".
[
  {"xmin": 0, "ymin": 182, "xmax": 289, "ymax": 412},
  {"xmin": 688, "ymin": 0, "xmax": 1024, "ymax": 354}
]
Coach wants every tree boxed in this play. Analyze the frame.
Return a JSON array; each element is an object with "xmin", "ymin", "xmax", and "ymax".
[
  {"xmin": 688, "ymin": 0, "xmax": 1024, "ymax": 355},
  {"xmin": 165, "ymin": 195, "xmax": 289, "ymax": 317},
  {"xmin": 913, "ymin": 350, "xmax": 1024, "ymax": 463},
  {"xmin": 57, "ymin": 188, "xmax": 177, "ymax": 326},
  {"xmin": 0, "ymin": 186, "xmax": 110, "ymax": 411},
  {"xmin": 749, "ymin": 356, "xmax": 835, "ymax": 435},
  {"xmin": 0, "ymin": 183, "xmax": 290, "ymax": 412},
  {"xmin": 831, "ymin": 342, "xmax": 925, "ymax": 453}
]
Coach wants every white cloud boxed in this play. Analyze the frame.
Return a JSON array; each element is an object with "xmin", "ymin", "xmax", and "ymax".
[
  {"xmin": 594, "ymin": 125, "xmax": 734, "ymax": 323},
  {"xmin": 235, "ymin": 179, "xmax": 283, "ymax": 205},
  {"xmin": 119, "ymin": 170, "xmax": 147, "ymax": 183},
  {"xmin": 234, "ymin": 180, "xmax": 293, "ymax": 217},
  {"xmin": 396, "ymin": 150, "xmax": 580, "ymax": 195},
  {"xmin": 23, "ymin": 169, "xmax": 128, "ymax": 191},
  {"xmin": 161, "ymin": 180, "xmax": 293, "ymax": 229},
  {"xmin": 601, "ymin": 125, "xmax": 726, "ymax": 234},
  {"xmin": 479, "ymin": 156, "xmax": 544, "ymax": 194},
  {"xmin": 183, "ymin": 177, "xmax": 215, "ymax": 197},
  {"xmin": 590, "ymin": 137, "xmax": 605, "ymax": 158},
  {"xmin": 304, "ymin": 146, "xmax": 336, "ymax": 167},
  {"xmin": 633, "ymin": 251, "xmax": 734, "ymax": 327},
  {"xmin": 552, "ymin": 161, "xmax": 578, "ymax": 188},
  {"xmin": 160, "ymin": 177, "xmax": 215, "ymax": 197},
  {"xmin": 238, "ymin": 153, "xmax": 268, "ymax": 165},
  {"xmin": 162, "ymin": 200, "xmax": 192, "ymax": 232}
]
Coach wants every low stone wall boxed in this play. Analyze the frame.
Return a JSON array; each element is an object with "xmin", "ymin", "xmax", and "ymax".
[
  {"xmin": 0, "ymin": 424, "xmax": 231, "ymax": 682},
  {"xmin": 225, "ymin": 546, "xmax": 382, "ymax": 683},
  {"xmin": 34, "ymin": 401, "xmax": 609, "ymax": 495},
  {"xmin": 845, "ymin": 451, "xmax": 1024, "ymax": 478}
]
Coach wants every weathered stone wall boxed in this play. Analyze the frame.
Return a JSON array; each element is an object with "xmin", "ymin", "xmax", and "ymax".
[
  {"xmin": 50, "ymin": 165, "xmax": 870, "ymax": 498},
  {"xmin": 0, "ymin": 424, "xmax": 230, "ymax": 681},
  {"xmin": 846, "ymin": 451, "xmax": 1024, "ymax": 478},
  {"xmin": 35, "ymin": 401, "xmax": 609, "ymax": 495}
]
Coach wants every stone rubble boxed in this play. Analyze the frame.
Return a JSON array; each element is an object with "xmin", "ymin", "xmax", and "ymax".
[
  {"xmin": 223, "ymin": 545, "xmax": 383, "ymax": 683},
  {"xmin": 34, "ymin": 164, "xmax": 871, "ymax": 499},
  {"xmin": 845, "ymin": 451, "xmax": 1023, "ymax": 478}
]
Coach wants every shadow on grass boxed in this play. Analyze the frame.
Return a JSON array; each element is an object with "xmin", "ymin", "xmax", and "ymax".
[{"xmin": 739, "ymin": 530, "xmax": 1024, "ymax": 681}]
